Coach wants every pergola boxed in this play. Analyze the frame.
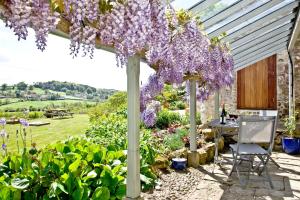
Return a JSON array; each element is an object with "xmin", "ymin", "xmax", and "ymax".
[{"xmin": 1, "ymin": 1, "xmax": 300, "ymax": 200}]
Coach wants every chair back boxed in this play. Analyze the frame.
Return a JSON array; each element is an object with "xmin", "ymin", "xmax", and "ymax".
[
  {"xmin": 238, "ymin": 116, "xmax": 276, "ymax": 146},
  {"xmin": 259, "ymin": 110, "xmax": 278, "ymax": 151}
]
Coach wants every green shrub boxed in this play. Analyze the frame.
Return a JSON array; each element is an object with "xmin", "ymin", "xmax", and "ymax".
[
  {"xmin": 180, "ymin": 114, "xmax": 189, "ymax": 125},
  {"xmin": 176, "ymin": 101, "xmax": 186, "ymax": 110},
  {"xmin": 178, "ymin": 112, "xmax": 201, "ymax": 126},
  {"xmin": 164, "ymin": 134, "xmax": 184, "ymax": 151},
  {"xmin": 163, "ymin": 129, "xmax": 188, "ymax": 151},
  {"xmin": 28, "ymin": 111, "xmax": 44, "ymax": 119},
  {"xmin": 86, "ymin": 113, "xmax": 128, "ymax": 148},
  {"xmin": 0, "ymin": 111, "xmax": 26, "ymax": 119},
  {"xmin": 196, "ymin": 112, "xmax": 202, "ymax": 125},
  {"xmin": 155, "ymin": 110, "xmax": 181, "ymax": 129},
  {"xmin": 89, "ymin": 92, "xmax": 127, "ymax": 122}
]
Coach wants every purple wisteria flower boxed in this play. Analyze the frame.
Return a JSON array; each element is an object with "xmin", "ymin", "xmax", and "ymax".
[
  {"xmin": 2, "ymin": 143, "xmax": 7, "ymax": 150},
  {"xmin": 0, "ymin": 129, "xmax": 7, "ymax": 138},
  {"xmin": 0, "ymin": 118, "xmax": 6, "ymax": 126},
  {"xmin": 19, "ymin": 119, "xmax": 29, "ymax": 127},
  {"xmin": 142, "ymin": 108, "xmax": 157, "ymax": 128}
]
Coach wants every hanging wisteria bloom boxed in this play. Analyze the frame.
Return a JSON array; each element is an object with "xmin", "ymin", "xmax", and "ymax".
[
  {"xmin": 142, "ymin": 108, "xmax": 157, "ymax": 127},
  {"xmin": 0, "ymin": 118, "xmax": 6, "ymax": 126},
  {"xmin": 1, "ymin": 0, "xmax": 234, "ymax": 128},
  {"xmin": 2, "ymin": 0, "xmax": 60, "ymax": 51},
  {"xmin": 19, "ymin": 119, "xmax": 29, "ymax": 127},
  {"xmin": 140, "ymin": 7, "xmax": 234, "ymax": 125},
  {"xmin": 31, "ymin": 0, "xmax": 60, "ymax": 51}
]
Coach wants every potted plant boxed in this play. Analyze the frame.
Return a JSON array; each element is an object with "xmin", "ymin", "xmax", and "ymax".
[{"xmin": 282, "ymin": 112, "xmax": 300, "ymax": 154}]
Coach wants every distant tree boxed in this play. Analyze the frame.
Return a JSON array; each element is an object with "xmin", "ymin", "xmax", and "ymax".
[
  {"xmin": 86, "ymin": 88, "xmax": 93, "ymax": 94},
  {"xmin": 15, "ymin": 90, "xmax": 21, "ymax": 98},
  {"xmin": 16, "ymin": 82, "xmax": 28, "ymax": 91},
  {"xmin": 1, "ymin": 83, "xmax": 7, "ymax": 91},
  {"xmin": 29, "ymin": 85, "xmax": 34, "ymax": 90}
]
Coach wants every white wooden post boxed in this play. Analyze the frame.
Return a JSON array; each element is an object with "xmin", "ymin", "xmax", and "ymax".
[
  {"xmin": 214, "ymin": 90, "xmax": 220, "ymax": 119},
  {"xmin": 189, "ymin": 80, "xmax": 197, "ymax": 152},
  {"xmin": 126, "ymin": 55, "xmax": 141, "ymax": 199}
]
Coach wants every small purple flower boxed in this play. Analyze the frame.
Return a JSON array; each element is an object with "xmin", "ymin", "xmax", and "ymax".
[
  {"xmin": 0, "ymin": 118, "xmax": 6, "ymax": 126},
  {"xmin": 0, "ymin": 129, "xmax": 7, "ymax": 138},
  {"xmin": 2, "ymin": 143, "xmax": 7, "ymax": 150},
  {"xmin": 19, "ymin": 119, "xmax": 29, "ymax": 127}
]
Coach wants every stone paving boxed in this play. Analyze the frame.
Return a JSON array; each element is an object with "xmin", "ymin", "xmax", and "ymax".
[{"xmin": 143, "ymin": 152, "xmax": 300, "ymax": 200}]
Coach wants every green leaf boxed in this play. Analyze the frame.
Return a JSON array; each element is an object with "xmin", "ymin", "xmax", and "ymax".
[
  {"xmin": 140, "ymin": 174, "xmax": 151, "ymax": 185},
  {"xmin": 92, "ymin": 187, "xmax": 110, "ymax": 200},
  {"xmin": 72, "ymin": 188, "xmax": 84, "ymax": 200},
  {"xmin": 11, "ymin": 178, "xmax": 29, "ymax": 190},
  {"xmin": 24, "ymin": 192, "xmax": 35, "ymax": 200},
  {"xmin": 48, "ymin": 181, "xmax": 68, "ymax": 198},
  {"xmin": 57, "ymin": 183, "xmax": 68, "ymax": 194},
  {"xmin": 116, "ymin": 184, "xmax": 126, "ymax": 199},
  {"xmin": 69, "ymin": 159, "xmax": 81, "ymax": 173},
  {"xmin": 0, "ymin": 187, "xmax": 11, "ymax": 200}
]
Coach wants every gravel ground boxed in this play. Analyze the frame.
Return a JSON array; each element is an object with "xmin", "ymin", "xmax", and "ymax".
[{"xmin": 142, "ymin": 167, "xmax": 211, "ymax": 200}]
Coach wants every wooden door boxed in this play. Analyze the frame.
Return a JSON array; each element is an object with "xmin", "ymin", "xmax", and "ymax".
[{"xmin": 237, "ymin": 55, "xmax": 277, "ymax": 110}]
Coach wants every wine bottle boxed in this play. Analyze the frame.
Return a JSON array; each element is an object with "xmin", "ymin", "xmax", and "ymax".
[{"xmin": 220, "ymin": 103, "xmax": 226, "ymax": 124}]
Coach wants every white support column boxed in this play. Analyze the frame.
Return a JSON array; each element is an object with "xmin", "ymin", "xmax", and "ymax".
[
  {"xmin": 214, "ymin": 90, "xmax": 220, "ymax": 119},
  {"xmin": 189, "ymin": 80, "xmax": 197, "ymax": 152},
  {"xmin": 126, "ymin": 55, "xmax": 141, "ymax": 199}
]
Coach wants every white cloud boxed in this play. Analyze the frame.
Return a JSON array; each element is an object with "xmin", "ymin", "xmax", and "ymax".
[{"xmin": 0, "ymin": 21, "xmax": 154, "ymax": 91}]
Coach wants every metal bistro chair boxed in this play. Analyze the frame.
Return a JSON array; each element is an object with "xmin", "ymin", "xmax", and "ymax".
[{"xmin": 229, "ymin": 116, "xmax": 277, "ymax": 188}]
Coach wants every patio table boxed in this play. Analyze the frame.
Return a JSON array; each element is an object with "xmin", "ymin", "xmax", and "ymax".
[{"xmin": 209, "ymin": 119, "xmax": 239, "ymax": 171}]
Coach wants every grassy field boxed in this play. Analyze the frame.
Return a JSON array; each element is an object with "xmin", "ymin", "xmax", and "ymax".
[
  {"xmin": 2, "ymin": 114, "xmax": 90, "ymax": 154},
  {"xmin": 0, "ymin": 100, "xmax": 97, "ymax": 110}
]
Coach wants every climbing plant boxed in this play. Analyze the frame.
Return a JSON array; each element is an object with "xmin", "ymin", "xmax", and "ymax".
[{"xmin": 0, "ymin": 0, "xmax": 234, "ymax": 126}]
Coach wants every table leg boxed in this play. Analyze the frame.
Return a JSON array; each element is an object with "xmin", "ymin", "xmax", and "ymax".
[
  {"xmin": 214, "ymin": 129, "xmax": 219, "ymax": 163},
  {"xmin": 213, "ymin": 127, "xmax": 221, "ymax": 173}
]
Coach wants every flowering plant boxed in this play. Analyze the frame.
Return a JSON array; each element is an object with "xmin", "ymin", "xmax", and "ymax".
[
  {"xmin": 0, "ymin": 118, "xmax": 8, "ymax": 156},
  {"xmin": 1, "ymin": 0, "xmax": 234, "ymax": 125}
]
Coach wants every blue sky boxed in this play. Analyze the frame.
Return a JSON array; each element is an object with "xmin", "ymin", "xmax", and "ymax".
[{"xmin": 0, "ymin": 21, "xmax": 154, "ymax": 91}]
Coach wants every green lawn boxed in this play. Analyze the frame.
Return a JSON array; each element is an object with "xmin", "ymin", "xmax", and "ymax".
[
  {"xmin": 0, "ymin": 100, "xmax": 96, "ymax": 110},
  {"xmin": 2, "ymin": 114, "xmax": 90, "ymax": 154}
]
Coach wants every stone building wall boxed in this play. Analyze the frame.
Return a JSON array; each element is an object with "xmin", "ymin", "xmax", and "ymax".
[
  {"xmin": 291, "ymin": 34, "xmax": 300, "ymax": 122},
  {"xmin": 277, "ymin": 51, "xmax": 289, "ymax": 119},
  {"xmin": 199, "ymin": 50, "xmax": 290, "ymax": 123}
]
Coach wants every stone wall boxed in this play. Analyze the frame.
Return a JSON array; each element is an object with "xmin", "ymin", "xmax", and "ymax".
[
  {"xmin": 199, "ymin": 50, "xmax": 290, "ymax": 123},
  {"xmin": 277, "ymin": 51, "xmax": 289, "ymax": 119},
  {"xmin": 291, "ymin": 34, "xmax": 300, "ymax": 122}
]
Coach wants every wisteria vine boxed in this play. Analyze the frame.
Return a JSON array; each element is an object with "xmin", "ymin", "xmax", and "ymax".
[{"xmin": 0, "ymin": 0, "xmax": 234, "ymax": 127}]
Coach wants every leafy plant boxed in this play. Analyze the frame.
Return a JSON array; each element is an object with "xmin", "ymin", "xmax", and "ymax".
[
  {"xmin": 163, "ymin": 128, "xmax": 188, "ymax": 151},
  {"xmin": 284, "ymin": 112, "xmax": 298, "ymax": 138},
  {"xmin": 0, "ymin": 136, "xmax": 157, "ymax": 199},
  {"xmin": 176, "ymin": 101, "xmax": 186, "ymax": 110},
  {"xmin": 164, "ymin": 133, "xmax": 184, "ymax": 151},
  {"xmin": 89, "ymin": 92, "xmax": 127, "ymax": 122}
]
